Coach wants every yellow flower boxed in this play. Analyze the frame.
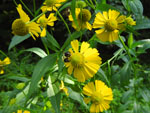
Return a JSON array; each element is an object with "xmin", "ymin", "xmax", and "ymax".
[
  {"xmin": 125, "ymin": 16, "xmax": 136, "ymax": 26},
  {"xmin": 17, "ymin": 110, "xmax": 30, "ymax": 113},
  {"xmin": 69, "ymin": 8, "xmax": 92, "ymax": 31},
  {"xmin": 37, "ymin": 14, "xmax": 57, "ymax": 37},
  {"xmin": 0, "ymin": 57, "xmax": 11, "ymax": 74},
  {"xmin": 60, "ymin": 80, "xmax": 69, "ymax": 96},
  {"xmin": 64, "ymin": 40, "xmax": 102, "ymax": 82},
  {"xmin": 83, "ymin": 80, "xmax": 113, "ymax": 113},
  {"xmin": 41, "ymin": 0, "xmax": 66, "ymax": 12},
  {"xmin": 93, "ymin": 9, "xmax": 126, "ymax": 42},
  {"xmin": 12, "ymin": 4, "xmax": 41, "ymax": 40}
]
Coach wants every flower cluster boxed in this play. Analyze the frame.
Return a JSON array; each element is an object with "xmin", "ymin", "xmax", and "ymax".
[
  {"xmin": 0, "ymin": 57, "xmax": 10, "ymax": 74},
  {"xmin": 11, "ymin": 0, "xmax": 67, "ymax": 39},
  {"xmin": 10, "ymin": 0, "xmax": 138, "ymax": 112}
]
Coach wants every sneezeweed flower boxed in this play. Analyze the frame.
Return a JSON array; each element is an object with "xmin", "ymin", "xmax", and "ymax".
[
  {"xmin": 83, "ymin": 80, "xmax": 113, "ymax": 113},
  {"xmin": 125, "ymin": 16, "xmax": 136, "ymax": 26},
  {"xmin": 64, "ymin": 40, "xmax": 102, "ymax": 82},
  {"xmin": 69, "ymin": 8, "xmax": 92, "ymax": 31},
  {"xmin": 93, "ymin": 9, "xmax": 126, "ymax": 42},
  {"xmin": 12, "ymin": 4, "xmax": 41, "ymax": 40},
  {"xmin": 41, "ymin": 0, "xmax": 66, "ymax": 12},
  {"xmin": 60, "ymin": 80, "xmax": 69, "ymax": 96},
  {"xmin": 16, "ymin": 110, "xmax": 30, "ymax": 113},
  {"xmin": 37, "ymin": 14, "xmax": 57, "ymax": 37},
  {"xmin": 0, "ymin": 57, "xmax": 11, "ymax": 74}
]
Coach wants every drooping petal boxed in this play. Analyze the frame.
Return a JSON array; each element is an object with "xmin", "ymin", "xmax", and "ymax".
[
  {"xmin": 40, "ymin": 28, "xmax": 46, "ymax": 37},
  {"xmin": 17, "ymin": 4, "xmax": 30, "ymax": 22},
  {"xmin": 74, "ymin": 68, "xmax": 85, "ymax": 82}
]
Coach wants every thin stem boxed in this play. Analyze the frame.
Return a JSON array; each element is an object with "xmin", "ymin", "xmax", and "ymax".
[
  {"xmin": 13, "ymin": 0, "xmax": 17, "ymax": 6},
  {"xmin": 0, "ymin": 50, "xmax": 7, "ymax": 57},
  {"xmin": 20, "ymin": 0, "xmax": 34, "ymax": 17},
  {"xmin": 29, "ymin": 11, "xmax": 47, "ymax": 23},
  {"xmin": 101, "ymin": 48, "xmax": 123, "ymax": 67},
  {"xmin": 84, "ymin": 0, "xmax": 95, "ymax": 10},
  {"xmin": 33, "ymin": 0, "xmax": 36, "ymax": 15},
  {"xmin": 57, "ymin": 11, "xmax": 71, "ymax": 35},
  {"xmin": 89, "ymin": 0, "xmax": 94, "ymax": 7}
]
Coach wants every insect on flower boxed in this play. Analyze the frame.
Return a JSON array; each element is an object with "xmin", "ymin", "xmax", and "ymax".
[{"xmin": 63, "ymin": 51, "xmax": 71, "ymax": 62}]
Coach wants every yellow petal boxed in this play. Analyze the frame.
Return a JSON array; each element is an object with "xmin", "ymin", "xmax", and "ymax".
[
  {"xmin": 74, "ymin": 68, "xmax": 85, "ymax": 82},
  {"xmin": 24, "ymin": 110, "xmax": 30, "ymax": 113},
  {"xmin": 83, "ymin": 82, "xmax": 95, "ymax": 96},
  {"xmin": 86, "ymin": 22, "xmax": 92, "ymax": 30},
  {"xmin": 71, "ymin": 40, "xmax": 79, "ymax": 53},
  {"xmin": 41, "ymin": 28, "xmax": 46, "ymax": 37},
  {"xmin": 80, "ymin": 41, "xmax": 90, "ymax": 54},
  {"xmin": 0, "ymin": 69, "xmax": 4, "ymax": 74},
  {"xmin": 3, "ymin": 57, "xmax": 11, "ymax": 65},
  {"xmin": 17, "ymin": 4, "xmax": 30, "ymax": 22},
  {"xmin": 83, "ymin": 97, "xmax": 91, "ymax": 104},
  {"xmin": 17, "ymin": 110, "xmax": 22, "ymax": 113},
  {"xmin": 68, "ymin": 64, "xmax": 73, "ymax": 75},
  {"xmin": 90, "ymin": 103, "xmax": 96, "ymax": 113},
  {"xmin": 95, "ymin": 28, "xmax": 105, "ymax": 35},
  {"xmin": 109, "ymin": 10, "xmax": 120, "ymax": 20}
]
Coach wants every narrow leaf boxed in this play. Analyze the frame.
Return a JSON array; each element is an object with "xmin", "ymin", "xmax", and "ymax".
[
  {"xmin": 26, "ymin": 54, "xmax": 57, "ymax": 101},
  {"xmin": 8, "ymin": 34, "xmax": 30, "ymax": 50},
  {"xmin": 24, "ymin": 47, "xmax": 47, "ymax": 58}
]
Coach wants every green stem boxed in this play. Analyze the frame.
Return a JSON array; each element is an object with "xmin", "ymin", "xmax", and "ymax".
[
  {"xmin": 119, "ymin": 35, "xmax": 137, "ymax": 99},
  {"xmin": 57, "ymin": 11, "xmax": 71, "ymax": 35},
  {"xmin": 29, "ymin": 11, "xmax": 47, "ymax": 23},
  {"xmin": 119, "ymin": 35, "xmax": 132, "ymax": 59},
  {"xmin": 13, "ymin": 0, "xmax": 17, "ymax": 6},
  {"xmin": 101, "ymin": 48, "xmax": 123, "ymax": 67},
  {"xmin": 84, "ymin": 0, "xmax": 95, "ymax": 9},
  {"xmin": 20, "ymin": 0, "xmax": 34, "ymax": 17},
  {"xmin": 0, "ymin": 50, "xmax": 7, "ymax": 57},
  {"xmin": 33, "ymin": 0, "xmax": 36, "ymax": 15}
]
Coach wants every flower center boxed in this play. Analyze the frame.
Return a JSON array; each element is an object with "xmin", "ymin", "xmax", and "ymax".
[
  {"xmin": 71, "ymin": 53, "xmax": 84, "ymax": 67},
  {"xmin": 39, "ymin": 18, "xmax": 48, "ymax": 28},
  {"xmin": 91, "ymin": 91, "xmax": 103, "ymax": 104},
  {"xmin": 105, "ymin": 19, "xmax": 118, "ymax": 31},
  {"xmin": 12, "ymin": 19, "xmax": 29, "ymax": 36},
  {"xmin": 45, "ymin": 0, "xmax": 57, "ymax": 6},
  {"xmin": 78, "ymin": 9, "xmax": 91, "ymax": 22}
]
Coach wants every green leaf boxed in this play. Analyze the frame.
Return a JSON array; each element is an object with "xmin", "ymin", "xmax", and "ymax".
[
  {"xmin": 24, "ymin": 47, "xmax": 47, "ymax": 58},
  {"xmin": 46, "ymin": 31, "xmax": 60, "ymax": 49},
  {"xmin": 128, "ymin": 0, "xmax": 143, "ymax": 19},
  {"xmin": 121, "ymin": 90, "xmax": 133, "ymax": 103},
  {"xmin": 8, "ymin": 34, "xmax": 30, "ymax": 50},
  {"xmin": 134, "ymin": 17, "xmax": 150, "ymax": 30},
  {"xmin": 122, "ymin": 0, "xmax": 131, "ymax": 12},
  {"xmin": 61, "ymin": 31, "xmax": 85, "ymax": 51},
  {"xmin": 96, "ymin": 69, "xmax": 110, "ymax": 86},
  {"xmin": 50, "ymin": 92, "xmax": 61, "ymax": 113},
  {"xmin": 59, "ymin": 2, "xmax": 71, "ymax": 12},
  {"xmin": 68, "ymin": 87, "xmax": 88, "ymax": 108},
  {"xmin": 120, "ymin": 62, "xmax": 131, "ymax": 85},
  {"xmin": 26, "ymin": 54, "xmax": 57, "ymax": 101},
  {"xmin": 128, "ymin": 33, "xmax": 133, "ymax": 48},
  {"xmin": 96, "ymin": 4, "xmax": 119, "ymax": 12},
  {"xmin": 71, "ymin": 0, "xmax": 78, "ymax": 28}
]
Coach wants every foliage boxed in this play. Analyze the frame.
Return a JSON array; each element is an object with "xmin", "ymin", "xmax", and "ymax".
[{"xmin": 0, "ymin": 0, "xmax": 150, "ymax": 113}]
